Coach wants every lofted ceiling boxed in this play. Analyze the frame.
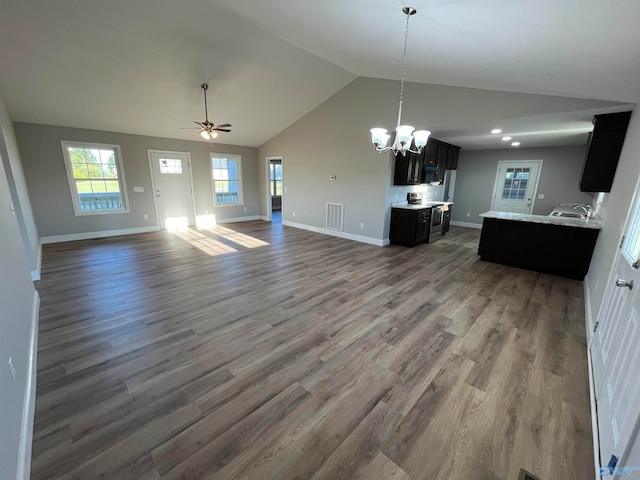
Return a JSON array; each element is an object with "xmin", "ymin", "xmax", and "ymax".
[{"xmin": 0, "ymin": 0, "xmax": 638, "ymax": 149}]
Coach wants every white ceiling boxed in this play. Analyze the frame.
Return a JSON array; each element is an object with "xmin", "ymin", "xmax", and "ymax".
[{"xmin": 0, "ymin": 0, "xmax": 638, "ymax": 149}]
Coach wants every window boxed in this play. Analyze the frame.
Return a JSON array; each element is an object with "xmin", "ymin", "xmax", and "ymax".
[
  {"xmin": 501, "ymin": 167, "xmax": 529, "ymax": 200},
  {"xmin": 61, "ymin": 141, "xmax": 129, "ymax": 215},
  {"xmin": 211, "ymin": 154, "xmax": 243, "ymax": 205},
  {"xmin": 270, "ymin": 161, "xmax": 282, "ymax": 196},
  {"xmin": 159, "ymin": 158, "xmax": 183, "ymax": 174}
]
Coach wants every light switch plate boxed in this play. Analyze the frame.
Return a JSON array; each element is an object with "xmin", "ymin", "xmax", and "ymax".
[{"xmin": 538, "ymin": 193, "xmax": 545, "ymax": 199}]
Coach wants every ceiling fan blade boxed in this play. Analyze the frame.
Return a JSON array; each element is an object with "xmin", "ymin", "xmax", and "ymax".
[
  {"xmin": 213, "ymin": 128, "xmax": 231, "ymax": 133},
  {"xmin": 215, "ymin": 123, "xmax": 232, "ymax": 128}
]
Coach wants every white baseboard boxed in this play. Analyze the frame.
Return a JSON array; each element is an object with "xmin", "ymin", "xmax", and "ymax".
[
  {"xmin": 41, "ymin": 226, "xmax": 160, "ymax": 244},
  {"xmin": 17, "ymin": 290, "xmax": 39, "ymax": 480},
  {"xmin": 283, "ymin": 220, "xmax": 387, "ymax": 246},
  {"xmin": 450, "ymin": 221, "xmax": 482, "ymax": 229},
  {"xmin": 216, "ymin": 215, "xmax": 262, "ymax": 224},
  {"xmin": 260, "ymin": 215, "xmax": 269, "ymax": 221},
  {"xmin": 587, "ymin": 348, "xmax": 602, "ymax": 480},
  {"xmin": 30, "ymin": 242, "xmax": 42, "ymax": 281}
]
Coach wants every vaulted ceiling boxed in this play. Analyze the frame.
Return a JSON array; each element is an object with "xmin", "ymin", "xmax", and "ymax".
[{"xmin": 1, "ymin": 0, "xmax": 638, "ymax": 149}]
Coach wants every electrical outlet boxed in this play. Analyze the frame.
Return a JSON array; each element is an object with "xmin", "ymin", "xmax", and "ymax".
[
  {"xmin": 143, "ymin": 214, "xmax": 148, "ymax": 220},
  {"xmin": 292, "ymin": 211, "xmax": 296, "ymax": 217},
  {"xmin": 360, "ymin": 222, "xmax": 365, "ymax": 229},
  {"xmin": 8, "ymin": 357, "xmax": 16, "ymax": 382},
  {"xmin": 538, "ymin": 193, "xmax": 545, "ymax": 199},
  {"xmin": 244, "ymin": 207, "xmax": 247, "ymax": 212},
  {"xmin": 466, "ymin": 212, "xmax": 471, "ymax": 217}
]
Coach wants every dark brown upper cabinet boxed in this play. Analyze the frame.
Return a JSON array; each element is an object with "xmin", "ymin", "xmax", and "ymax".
[{"xmin": 579, "ymin": 111, "xmax": 632, "ymax": 192}]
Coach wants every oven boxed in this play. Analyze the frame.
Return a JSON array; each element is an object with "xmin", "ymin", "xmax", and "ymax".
[{"xmin": 428, "ymin": 204, "xmax": 444, "ymax": 243}]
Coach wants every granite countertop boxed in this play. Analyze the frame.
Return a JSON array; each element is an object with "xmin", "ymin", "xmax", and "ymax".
[
  {"xmin": 392, "ymin": 201, "xmax": 454, "ymax": 210},
  {"xmin": 480, "ymin": 211, "xmax": 602, "ymax": 230}
]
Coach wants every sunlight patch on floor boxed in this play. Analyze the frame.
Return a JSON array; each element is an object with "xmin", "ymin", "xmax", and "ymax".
[
  {"xmin": 212, "ymin": 225, "xmax": 270, "ymax": 248},
  {"xmin": 174, "ymin": 229, "xmax": 238, "ymax": 256}
]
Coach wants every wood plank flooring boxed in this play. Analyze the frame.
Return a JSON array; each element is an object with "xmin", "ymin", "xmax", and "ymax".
[{"xmin": 31, "ymin": 221, "xmax": 594, "ymax": 480}]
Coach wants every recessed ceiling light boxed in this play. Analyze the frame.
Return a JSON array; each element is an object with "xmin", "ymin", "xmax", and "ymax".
[
  {"xmin": 502, "ymin": 136, "xmax": 512, "ymax": 141},
  {"xmin": 491, "ymin": 128, "xmax": 502, "ymax": 134},
  {"xmin": 511, "ymin": 142, "xmax": 520, "ymax": 146}
]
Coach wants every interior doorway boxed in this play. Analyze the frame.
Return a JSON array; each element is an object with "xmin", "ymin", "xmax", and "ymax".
[
  {"xmin": 490, "ymin": 160, "xmax": 542, "ymax": 213},
  {"xmin": 265, "ymin": 156, "xmax": 283, "ymax": 223}
]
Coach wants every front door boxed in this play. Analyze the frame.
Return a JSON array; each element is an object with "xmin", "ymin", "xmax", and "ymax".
[
  {"xmin": 148, "ymin": 150, "xmax": 195, "ymax": 229},
  {"xmin": 591, "ymin": 190, "xmax": 640, "ymax": 468},
  {"xmin": 490, "ymin": 160, "xmax": 542, "ymax": 213}
]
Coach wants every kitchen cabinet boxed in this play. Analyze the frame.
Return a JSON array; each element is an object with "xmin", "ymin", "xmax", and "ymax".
[
  {"xmin": 390, "ymin": 207, "xmax": 432, "ymax": 246},
  {"xmin": 478, "ymin": 217, "xmax": 599, "ymax": 280},
  {"xmin": 394, "ymin": 138, "xmax": 461, "ymax": 185},
  {"xmin": 393, "ymin": 150, "xmax": 423, "ymax": 185},
  {"xmin": 420, "ymin": 138, "xmax": 460, "ymax": 184},
  {"xmin": 442, "ymin": 205, "xmax": 451, "ymax": 235},
  {"xmin": 579, "ymin": 111, "xmax": 632, "ymax": 192}
]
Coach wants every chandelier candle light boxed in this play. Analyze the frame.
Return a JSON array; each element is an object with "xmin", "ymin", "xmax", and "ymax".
[{"xmin": 370, "ymin": 7, "xmax": 430, "ymax": 156}]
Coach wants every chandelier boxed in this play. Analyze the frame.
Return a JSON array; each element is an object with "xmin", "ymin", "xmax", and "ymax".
[{"xmin": 370, "ymin": 7, "xmax": 430, "ymax": 156}]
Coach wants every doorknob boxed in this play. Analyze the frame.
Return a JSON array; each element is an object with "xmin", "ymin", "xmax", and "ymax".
[
  {"xmin": 633, "ymin": 259, "xmax": 640, "ymax": 269},
  {"xmin": 615, "ymin": 279, "xmax": 634, "ymax": 290}
]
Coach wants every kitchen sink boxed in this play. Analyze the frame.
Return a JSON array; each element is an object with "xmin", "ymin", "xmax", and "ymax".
[{"xmin": 549, "ymin": 211, "xmax": 587, "ymax": 219}]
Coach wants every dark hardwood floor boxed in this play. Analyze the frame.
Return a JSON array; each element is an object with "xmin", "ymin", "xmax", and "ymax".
[{"xmin": 32, "ymin": 221, "xmax": 594, "ymax": 480}]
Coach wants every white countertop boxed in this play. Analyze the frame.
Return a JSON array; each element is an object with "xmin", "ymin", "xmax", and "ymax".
[
  {"xmin": 392, "ymin": 201, "xmax": 454, "ymax": 210},
  {"xmin": 480, "ymin": 211, "xmax": 602, "ymax": 230}
]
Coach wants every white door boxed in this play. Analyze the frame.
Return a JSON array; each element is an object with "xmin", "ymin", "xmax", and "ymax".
[
  {"xmin": 148, "ymin": 150, "xmax": 195, "ymax": 229},
  {"xmin": 591, "ymin": 191, "xmax": 640, "ymax": 467},
  {"xmin": 490, "ymin": 160, "xmax": 542, "ymax": 213}
]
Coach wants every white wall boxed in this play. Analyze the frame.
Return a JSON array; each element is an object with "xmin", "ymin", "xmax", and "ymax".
[{"xmin": 0, "ymin": 94, "xmax": 39, "ymax": 480}]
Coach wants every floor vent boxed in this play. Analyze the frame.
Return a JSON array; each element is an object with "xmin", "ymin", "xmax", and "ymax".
[
  {"xmin": 518, "ymin": 469, "xmax": 541, "ymax": 480},
  {"xmin": 326, "ymin": 203, "xmax": 344, "ymax": 231}
]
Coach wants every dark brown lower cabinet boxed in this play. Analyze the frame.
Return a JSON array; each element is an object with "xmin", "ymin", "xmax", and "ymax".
[
  {"xmin": 442, "ymin": 206, "xmax": 451, "ymax": 235},
  {"xmin": 478, "ymin": 217, "xmax": 600, "ymax": 280},
  {"xmin": 390, "ymin": 207, "xmax": 432, "ymax": 247}
]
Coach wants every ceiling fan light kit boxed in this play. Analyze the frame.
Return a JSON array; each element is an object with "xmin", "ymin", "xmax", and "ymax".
[
  {"xmin": 370, "ymin": 7, "xmax": 430, "ymax": 157},
  {"xmin": 193, "ymin": 83, "xmax": 231, "ymax": 141}
]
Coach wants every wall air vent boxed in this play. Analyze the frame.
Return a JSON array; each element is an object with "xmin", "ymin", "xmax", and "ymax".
[{"xmin": 326, "ymin": 203, "xmax": 344, "ymax": 231}]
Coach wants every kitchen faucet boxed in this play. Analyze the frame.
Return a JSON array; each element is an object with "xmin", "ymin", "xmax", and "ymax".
[{"xmin": 573, "ymin": 204, "xmax": 594, "ymax": 218}]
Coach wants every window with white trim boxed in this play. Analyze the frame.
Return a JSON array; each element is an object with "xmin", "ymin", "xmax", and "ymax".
[
  {"xmin": 61, "ymin": 141, "xmax": 129, "ymax": 215},
  {"xmin": 211, "ymin": 154, "xmax": 243, "ymax": 205}
]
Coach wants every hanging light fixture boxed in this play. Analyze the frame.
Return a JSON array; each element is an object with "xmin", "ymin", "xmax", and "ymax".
[{"xmin": 370, "ymin": 7, "xmax": 430, "ymax": 156}]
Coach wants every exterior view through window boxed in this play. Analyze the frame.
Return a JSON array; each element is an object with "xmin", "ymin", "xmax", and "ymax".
[
  {"xmin": 211, "ymin": 154, "xmax": 242, "ymax": 205},
  {"xmin": 61, "ymin": 141, "xmax": 128, "ymax": 215},
  {"xmin": 270, "ymin": 161, "xmax": 283, "ymax": 196}
]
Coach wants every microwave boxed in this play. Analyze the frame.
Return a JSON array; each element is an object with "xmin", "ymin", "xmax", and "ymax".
[{"xmin": 423, "ymin": 165, "xmax": 441, "ymax": 185}]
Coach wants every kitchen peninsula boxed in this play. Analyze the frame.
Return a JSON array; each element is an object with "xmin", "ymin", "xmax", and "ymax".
[{"xmin": 477, "ymin": 211, "xmax": 601, "ymax": 280}]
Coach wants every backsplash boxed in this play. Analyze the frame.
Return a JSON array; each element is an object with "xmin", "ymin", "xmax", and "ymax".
[{"xmin": 388, "ymin": 184, "xmax": 445, "ymax": 206}]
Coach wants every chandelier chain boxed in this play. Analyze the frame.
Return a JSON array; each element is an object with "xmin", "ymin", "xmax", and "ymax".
[{"xmin": 397, "ymin": 9, "xmax": 411, "ymax": 128}]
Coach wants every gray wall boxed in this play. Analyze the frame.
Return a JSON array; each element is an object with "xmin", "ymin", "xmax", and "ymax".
[
  {"xmin": 0, "ymin": 90, "xmax": 40, "ymax": 276},
  {"xmin": 586, "ymin": 108, "xmax": 640, "ymax": 317},
  {"xmin": 258, "ymin": 76, "xmax": 618, "ymax": 242},
  {"xmin": 453, "ymin": 145, "xmax": 595, "ymax": 225},
  {"xmin": 0, "ymin": 94, "xmax": 39, "ymax": 480},
  {"xmin": 15, "ymin": 123, "xmax": 260, "ymax": 238}
]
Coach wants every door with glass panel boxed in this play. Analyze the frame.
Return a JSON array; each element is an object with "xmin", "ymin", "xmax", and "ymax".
[
  {"xmin": 591, "ymin": 189, "xmax": 640, "ymax": 470},
  {"xmin": 148, "ymin": 150, "xmax": 195, "ymax": 229},
  {"xmin": 490, "ymin": 160, "xmax": 542, "ymax": 214}
]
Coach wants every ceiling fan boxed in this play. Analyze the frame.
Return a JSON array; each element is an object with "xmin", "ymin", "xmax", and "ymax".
[{"xmin": 190, "ymin": 83, "xmax": 231, "ymax": 140}]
